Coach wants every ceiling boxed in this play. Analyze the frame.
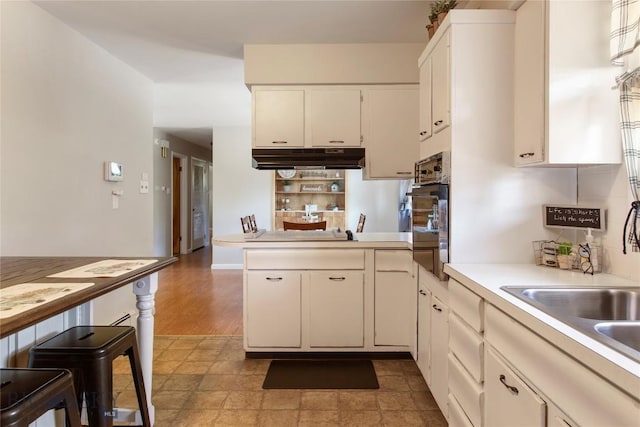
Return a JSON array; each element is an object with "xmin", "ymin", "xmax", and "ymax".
[{"xmin": 33, "ymin": 1, "xmax": 517, "ymax": 147}]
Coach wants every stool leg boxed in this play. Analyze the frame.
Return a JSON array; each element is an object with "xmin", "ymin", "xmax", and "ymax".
[
  {"xmin": 61, "ymin": 382, "xmax": 83, "ymax": 427},
  {"xmin": 127, "ymin": 345, "xmax": 151, "ymax": 427},
  {"xmin": 82, "ymin": 358, "xmax": 114, "ymax": 427}
]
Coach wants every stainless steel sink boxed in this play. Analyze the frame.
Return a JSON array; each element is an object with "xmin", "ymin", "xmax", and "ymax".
[
  {"xmin": 501, "ymin": 286, "xmax": 640, "ymax": 363},
  {"xmin": 517, "ymin": 288, "xmax": 639, "ymax": 321},
  {"xmin": 595, "ymin": 322, "xmax": 640, "ymax": 352}
]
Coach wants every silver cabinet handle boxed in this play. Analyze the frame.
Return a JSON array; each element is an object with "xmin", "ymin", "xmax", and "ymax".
[
  {"xmin": 329, "ymin": 276, "xmax": 346, "ymax": 281},
  {"xmin": 329, "ymin": 140, "xmax": 345, "ymax": 144},
  {"xmin": 266, "ymin": 277, "xmax": 283, "ymax": 281},
  {"xmin": 419, "ymin": 290, "xmax": 427, "ymax": 296},
  {"xmin": 519, "ymin": 152, "xmax": 535, "ymax": 158},
  {"xmin": 432, "ymin": 304, "xmax": 442, "ymax": 312},
  {"xmin": 499, "ymin": 375, "xmax": 519, "ymax": 395},
  {"xmin": 272, "ymin": 141, "xmax": 288, "ymax": 144},
  {"xmin": 434, "ymin": 120, "xmax": 443, "ymax": 126}
]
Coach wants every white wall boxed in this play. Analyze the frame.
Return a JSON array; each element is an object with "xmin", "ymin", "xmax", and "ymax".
[
  {"xmin": 578, "ymin": 164, "xmax": 640, "ymax": 281},
  {"xmin": 0, "ymin": 1, "xmax": 154, "ymax": 257},
  {"xmin": 212, "ymin": 127, "xmax": 271, "ymax": 268}
]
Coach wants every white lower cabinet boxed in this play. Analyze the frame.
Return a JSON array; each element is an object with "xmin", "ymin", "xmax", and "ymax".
[
  {"xmin": 484, "ymin": 346, "xmax": 545, "ymax": 427},
  {"xmin": 430, "ymin": 294, "xmax": 449, "ymax": 416},
  {"xmin": 417, "ymin": 266, "xmax": 449, "ymax": 419},
  {"xmin": 246, "ymin": 271, "xmax": 301, "ymax": 347},
  {"xmin": 417, "ymin": 279, "xmax": 430, "ymax": 382},
  {"xmin": 449, "ymin": 393, "xmax": 474, "ymax": 427},
  {"xmin": 485, "ymin": 304, "xmax": 637, "ymax": 427},
  {"xmin": 374, "ymin": 250, "xmax": 416, "ymax": 346},
  {"xmin": 308, "ymin": 271, "xmax": 364, "ymax": 347}
]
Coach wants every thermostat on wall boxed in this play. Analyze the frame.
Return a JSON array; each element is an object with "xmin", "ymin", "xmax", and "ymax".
[{"xmin": 104, "ymin": 161, "xmax": 124, "ymax": 181}]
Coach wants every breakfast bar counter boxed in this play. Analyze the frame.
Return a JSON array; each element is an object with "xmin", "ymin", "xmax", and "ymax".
[{"xmin": 213, "ymin": 231, "xmax": 412, "ymax": 249}]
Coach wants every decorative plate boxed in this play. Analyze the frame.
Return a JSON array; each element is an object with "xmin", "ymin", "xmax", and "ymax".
[{"xmin": 277, "ymin": 170, "xmax": 296, "ymax": 179}]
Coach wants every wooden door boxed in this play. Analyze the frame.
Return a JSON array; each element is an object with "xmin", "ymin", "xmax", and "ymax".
[{"xmin": 172, "ymin": 157, "xmax": 181, "ymax": 255}]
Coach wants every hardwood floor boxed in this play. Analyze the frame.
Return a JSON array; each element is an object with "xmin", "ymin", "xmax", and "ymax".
[{"xmin": 154, "ymin": 246, "xmax": 243, "ymax": 336}]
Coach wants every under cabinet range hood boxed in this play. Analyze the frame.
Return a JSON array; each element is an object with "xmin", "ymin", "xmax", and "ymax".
[{"xmin": 252, "ymin": 148, "xmax": 365, "ymax": 170}]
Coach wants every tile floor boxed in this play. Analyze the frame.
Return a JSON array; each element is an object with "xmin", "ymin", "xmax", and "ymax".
[{"xmin": 114, "ymin": 335, "xmax": 447, "ymax": 426}]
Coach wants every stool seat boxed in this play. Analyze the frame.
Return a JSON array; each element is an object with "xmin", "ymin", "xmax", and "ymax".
[
  {"xmin": 29, "ymin": 326, "xmax": 150, "ymax": 427},
  {"xmin": 1, "ymin": 368, "xmax": 82, "ymax": 427}
]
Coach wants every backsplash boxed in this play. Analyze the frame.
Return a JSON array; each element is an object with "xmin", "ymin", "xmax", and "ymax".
[{"xmin": 578, "ymin": 164, "xmax": 639, "ymax": 280}]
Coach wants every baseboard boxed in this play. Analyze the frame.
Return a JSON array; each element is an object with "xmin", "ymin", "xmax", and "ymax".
[
  {"xmin": 246, "ymin": 351, "xmax": 413, "ymax": 360},
  {"xmin": 211, "ymin": 263, "xmax": 243, "ymax": 270}
]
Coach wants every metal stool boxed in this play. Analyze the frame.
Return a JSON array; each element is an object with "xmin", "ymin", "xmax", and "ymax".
[
  {"xmin": 28, "ymin": 326, "xmax": 151, "ymax": 427},
  {"xmin": 1, "ymin": 368, "xmax": 82, "ymax": 427}
]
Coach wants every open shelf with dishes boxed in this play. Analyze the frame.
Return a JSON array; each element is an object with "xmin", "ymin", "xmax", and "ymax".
[{"xmin": 273, "ymin": 169, "xmax": 347, "ymax": 230}]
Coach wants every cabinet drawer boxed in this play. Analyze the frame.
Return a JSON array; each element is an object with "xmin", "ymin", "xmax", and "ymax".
[
  {"xmin": 448, "ymin": 393, "xmax": 474, "ymax": 427},
  {"xmin": 449, "ymin": 279, "xmax": 483, "ymax": 332},
  {"xmin": 448, "ymin": 354, "xmax": 483, "ymax": 427},
  {"xmin": 449, "ymin": 313, "xmax": 484, "ymax": 383},
  {"xmin": 246, "ymin": 249, "xmax": 365, "ymax": 270},
  {"xmin": 485, "ymin": 346, "xmax": 545, "ymax": 427},
  {"xmin": 375, "ymin": 250, "xmax": 413, "ymax": 272}
]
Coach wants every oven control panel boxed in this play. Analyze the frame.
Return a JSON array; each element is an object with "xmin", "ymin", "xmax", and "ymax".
[{"xmin": 415, "ymin": 151, "xmax": 450, "ymax": 185}]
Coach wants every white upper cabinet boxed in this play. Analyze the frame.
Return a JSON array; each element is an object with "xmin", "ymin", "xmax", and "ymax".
[
  {"xmin": 362, "ymin": 86, "xmax": 419, "ymax": 179},
  {"xmin": 419, "ymin": 57, "xmax": 433, "ymax": 142},
  {"xmin": 514, "ymin": 0, "xmax": 621, "ymax": 166},
  {"xmin": 307, "ymin": 89, "xmax": 361, "ymax": 147},
  {"xmin": 431, "ymin": 31, "xmax": 451, "ymax": 135},
  {"xmin": 253, "ymin": 89, "xmax": 305, "ymax": 148},
  {"xmin": 253, "ymin": 86, "xmax": 361, "ymax": 149}
]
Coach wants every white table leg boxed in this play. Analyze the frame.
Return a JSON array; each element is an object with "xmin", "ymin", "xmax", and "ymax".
[{"xmin": 133, "ymin": 273, "xmax": 158, "ymax": 424}]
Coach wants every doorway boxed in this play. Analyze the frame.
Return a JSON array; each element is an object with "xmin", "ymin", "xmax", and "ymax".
[{"xmin": 191, "ymin": 157, "xmax": 209, "ymax": 250}]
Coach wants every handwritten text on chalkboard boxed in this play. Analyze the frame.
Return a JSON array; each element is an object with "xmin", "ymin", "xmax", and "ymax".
[{"xmin": 544, "ymin": 205, "xmax": 605, "ymax": 230}]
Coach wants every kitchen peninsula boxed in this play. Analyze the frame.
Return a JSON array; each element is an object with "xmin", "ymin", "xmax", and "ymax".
[{"xmin": 213, "ymin": 232, "xmax": 417, "ymax": 354}]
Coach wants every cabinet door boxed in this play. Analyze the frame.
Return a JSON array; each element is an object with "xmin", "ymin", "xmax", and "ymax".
[
  {"xmin": 485, "ymin": 346, "xmax": 545, "ymax": 427},
  {"xmin": 514, "ymin": 0, "xmax": 545, "ymax": 165},
  {"xmin": 417, "ymin": 283, "xmax": 431, "ymax": 381},
  {"xmin": 430, "ymin": 295, "xmax": 449, "ymax": 416},
  {"xmin": 308, "ymin": 271, "xmax": 364, "ymax": 347},
  {"xmin": 419, "ymin": 57, "xmax": 433, "ymax": 142},
  {"xmin": 374, "ymin": 270, "xmax": 416, "ymax": 346},
  {"xmin": 307, "ymin": 89, "xmax": 361, "ymax": 147},
  {"xmin": 246, "ymin": 271, "xmax": 301, "ymax": 347},
  {"xmin": 362, "ymin": 86, "xmax": 418, "ymax": 179},
  {"xmin": 253, "ymin": 89, "xmax": 305, "ymax": 148},
  {"xmin": 431, "ymin": 31, "xmax": 451, "ymax": 135}
]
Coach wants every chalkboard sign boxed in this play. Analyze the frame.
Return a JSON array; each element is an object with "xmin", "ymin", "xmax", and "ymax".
[{"xmin": 543, "ymin": 205, "xmax": 605, "ymax": 231}]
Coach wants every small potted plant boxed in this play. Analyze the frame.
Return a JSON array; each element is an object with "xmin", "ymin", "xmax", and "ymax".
[
  {"xmin": 282, "ymin": 180, "xmax": 292, "ymax": 193},
  {"xmin": 557, "ymin": 242, "xmax": 573, "ymax": 269}
]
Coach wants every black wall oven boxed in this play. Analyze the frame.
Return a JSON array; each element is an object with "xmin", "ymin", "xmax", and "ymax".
[{"xmin": 411, "ymin": 152, "xmax": 450, "ymax": 280}]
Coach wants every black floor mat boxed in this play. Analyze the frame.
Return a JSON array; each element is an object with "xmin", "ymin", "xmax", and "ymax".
[{"xmin": 262, "ymin": 359, "xmax": 379, "ymax": 389}]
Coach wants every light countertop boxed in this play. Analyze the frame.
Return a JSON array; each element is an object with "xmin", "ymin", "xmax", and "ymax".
[
  {"xmin": 444, "ymin": 263, "xmax": 640, "ymax": 399},
  {"xmin": 213, "ymin": 232, "xmax": 412, "ymax": 249}
]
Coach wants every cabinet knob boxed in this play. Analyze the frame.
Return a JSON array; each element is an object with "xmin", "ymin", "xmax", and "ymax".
[
  {"xmin": 272, "ymin": 141, "xmax": 288, "ymax": 144},
  {"xmin": 519, "ymin": 152, "xmax": 535, "ymax": 158},
  {"xmin": 499, "ymin": 374, "xmax": 519, "ymax": 395},
  {"xmin": 433, "ymin": 120, "xmax": 443, "ymax": 126}
]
